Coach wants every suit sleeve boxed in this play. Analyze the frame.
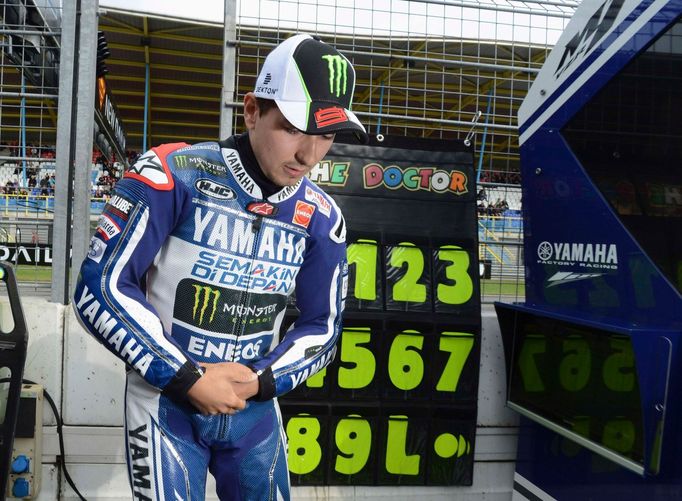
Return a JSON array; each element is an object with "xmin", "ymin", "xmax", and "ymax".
[
  {"xmin": 72, "ymin": 145, "xmax": 204, "ymax": 403},
  {"xmin": 249, "ymin": 197, "xmax": 347, "ymax": 399}
]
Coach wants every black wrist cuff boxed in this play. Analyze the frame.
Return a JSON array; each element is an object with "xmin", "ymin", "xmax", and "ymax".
[
  {"xmin": 161, "ymin": 361, "xmax": 203, "ymax": 403},
  {"xmin": 249, "ymin": 366, "xmax": 275, "ymax": 401}
]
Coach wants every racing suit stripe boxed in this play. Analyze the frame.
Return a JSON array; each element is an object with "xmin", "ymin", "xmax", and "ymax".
[
  {"xmin": 273, "ymin": 401, "xmax": 290, "ymax": 497},
  {"xmin": 270, "ymin": 262, "xmax": 342, "ymax": 375},
  {"xmin": 74, "ymin": 165, "xmax": 202, "ymax": 401},
  {"xmin": 105, "ymin": 205, "xmax": 188, "ymax": 369}
]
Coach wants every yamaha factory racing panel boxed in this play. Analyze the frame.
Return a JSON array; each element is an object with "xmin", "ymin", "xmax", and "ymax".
[
  {"xmin": 495, "ymin": 0, "xmax": 682, "ymax": 499},
  {"xmin": 280, "ymin": 134, "xmax": 481, "ymax": 486}
]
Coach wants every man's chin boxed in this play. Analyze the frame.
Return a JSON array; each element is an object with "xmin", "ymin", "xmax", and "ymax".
[{"xmin": 281, "ymin": 176, "xmax": 303, "ymax": 187}]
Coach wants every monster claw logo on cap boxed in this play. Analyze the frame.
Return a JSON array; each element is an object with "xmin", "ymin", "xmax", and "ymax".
[{"xmin": 321, "ymin": 54, "xmax": 348, "ymax": 97}]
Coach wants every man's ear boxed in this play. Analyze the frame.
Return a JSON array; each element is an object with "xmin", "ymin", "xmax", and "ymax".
[{"xmin": 243, "ymin": 92, "xmax": 258, "ymax": 130}]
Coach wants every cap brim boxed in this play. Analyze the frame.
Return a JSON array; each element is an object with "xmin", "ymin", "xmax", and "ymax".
[{"xmin": 276, "ymin": 99, "xmax": 369, "ymax": 144}]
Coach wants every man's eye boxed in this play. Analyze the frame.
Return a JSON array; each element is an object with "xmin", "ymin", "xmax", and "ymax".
[
  {"xmin": 285, "ymin": 127, "xmax": 299, "ymax": 135},
  {"xmin": 322, "ymin": 134, "xmax": 335, "ymax": 141}
]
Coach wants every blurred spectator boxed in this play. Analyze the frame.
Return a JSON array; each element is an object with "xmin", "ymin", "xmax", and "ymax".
[
  {"xmin": 0, "ymin": 145, "xmax": 138, "ymax": 198},
  {"xmin": 478, "ymin": 198, "xmax": 510, "ymax": 217},
  {"xmin": 479, "ymin": 170, "xmax": 521, "ymax": 185},
  {"xmin": 40, "ymin": 174, "xmax": 50, "ymax": 195},
  {"xmin": 126, "ymin": 150, "xmax": 140, "ymax": 165}
]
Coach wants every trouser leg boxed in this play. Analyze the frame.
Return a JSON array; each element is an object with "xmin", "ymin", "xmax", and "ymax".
[
  {"xmin": 125, "ymin": 371, "xmax": 211, "ymax": 501},
  {"xmin": 209, "ymin": 400, "xmax": 290, "ymax": 501}
]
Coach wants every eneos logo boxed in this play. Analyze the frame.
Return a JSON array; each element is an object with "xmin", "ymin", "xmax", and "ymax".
[
  {"xmin": 293, "ymin": 201, "xmax": 316, "ymax": 228},
  {"xmin": 363, "ymin": 163, "xmax": 467, "ymax": 194}
]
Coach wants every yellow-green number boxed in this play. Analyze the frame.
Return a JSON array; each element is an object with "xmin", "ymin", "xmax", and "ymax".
[
  {"xmin": 335, "ymin": 414, "xmax": 372, "ymax": 474},
  {"xmin": 347, "ymin": 239, "xmax": 378, "ymax": 300},
  {"xmin": 338, "ymin": 327, "xmax": 375, "ymax": 389},
  {"xmin": 559, "ymin": 335, "xmax": 591, "ymax": 392},
  {"xmin": 561, "ymin": 416, "xmax": 590, "ymax": 457},
  {"xmin": 602, "ymin": 336, "xmax": 635, "ymax": 392},
  {"xmin": 305, "ymin": 367, "xmax": 326, "ymax": 388},
  {"xmin": 388, "ymin": 330, "xmax": 424, "ymax": 390},
  {"xmin": 437, "ymin": 245, "xmax": 473, "ymax": 304},
  {"xmin": 436, "ymin": 332, "xmax": 474, "ymax": 392},
  {"xmin": 602, "ymin": 419, "xmax": 635, "ymax": 455},
  {"xmin": 434, "ymin": 433, "xmax": 470, "ymax": 459},
  {"xmin": 385, "ymin": 415, "xmax": 420, "ymax": 475},
  {"xmin": 390, "ymin": 242, "xmax": 426, "ymax": 302},
  {"xmin": 286, "ymin": 415, "xmax": 322, "ymax": 475},
  {"xmin": 518, "ymin": 333, "xmax": 546, "ymax": 392}
]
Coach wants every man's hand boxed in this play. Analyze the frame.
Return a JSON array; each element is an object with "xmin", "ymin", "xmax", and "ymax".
[{"xmin": 186, "ymin": 362, "xmax": 258, "ymax": 415}]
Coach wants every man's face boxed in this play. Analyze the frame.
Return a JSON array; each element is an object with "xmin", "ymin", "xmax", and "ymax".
[{"xmin": 245, "ymin": 94, "xmax": 334, "ymax": 187}]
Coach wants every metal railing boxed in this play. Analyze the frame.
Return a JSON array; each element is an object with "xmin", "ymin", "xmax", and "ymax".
[{"xmin": 479, "ymin": 213, "xmax": 525, "ymax": 303}]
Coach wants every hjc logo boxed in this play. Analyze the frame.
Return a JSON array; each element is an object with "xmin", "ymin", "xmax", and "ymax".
[
  {"xmin": 193, "ymin": 285, "xmax": 220, "ymax": 325},
  {"xmin": 195, "ymin": 179, "xmax": 235, "ymax": 200}
]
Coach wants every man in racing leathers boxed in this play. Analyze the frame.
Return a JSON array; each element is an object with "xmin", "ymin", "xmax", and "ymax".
[{"xmin": 73, "ymin": 34, "xmax": 367, "ymax": 500}]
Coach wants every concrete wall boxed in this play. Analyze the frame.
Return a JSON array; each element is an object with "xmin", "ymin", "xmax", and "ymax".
[{"xmin": 2, "ymin": 298, "xmax": 517, "ymax": 500}]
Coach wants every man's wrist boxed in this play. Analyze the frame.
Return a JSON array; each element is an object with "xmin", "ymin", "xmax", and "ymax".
[
  {"xmin": 162, "ymin": 361, "xmax": 204, "ymax": 404},
  {"xmin": 247, "ymin": 365, "xmax": 275, "ymax": 401}
]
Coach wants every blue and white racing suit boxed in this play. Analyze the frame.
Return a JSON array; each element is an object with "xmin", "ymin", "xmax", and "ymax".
[{"xmin": 73, "ymin": 135, "xmax": 347, "ymax": 500}]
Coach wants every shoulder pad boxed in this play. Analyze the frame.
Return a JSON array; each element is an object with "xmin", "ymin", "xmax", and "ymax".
[{"xmin": 124, "ymin": 143, "xmax": 188, "ymax": 190}]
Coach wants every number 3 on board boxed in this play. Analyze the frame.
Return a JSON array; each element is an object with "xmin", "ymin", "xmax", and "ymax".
[{"xmin": 437, "ymin": 245, "xmax": 473, "ymax": 305}]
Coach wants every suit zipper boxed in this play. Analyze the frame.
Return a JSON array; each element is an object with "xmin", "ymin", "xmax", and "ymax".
[{"xmin": 229, "ymin": 214, "xmax": 263, "ymax": 361}]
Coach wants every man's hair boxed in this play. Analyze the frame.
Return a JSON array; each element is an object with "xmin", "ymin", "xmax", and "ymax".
[{"xmin": 256, "ymin": 97, "xmax": 278, "ymax": 116}]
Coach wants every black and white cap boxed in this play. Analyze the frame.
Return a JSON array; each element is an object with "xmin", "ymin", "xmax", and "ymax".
[{"xmin": 254, "ymin": 34, "xmax": 368, "ymax": 144}]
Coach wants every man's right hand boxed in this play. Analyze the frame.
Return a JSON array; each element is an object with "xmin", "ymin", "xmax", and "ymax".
[{"xmin": 186, "ymin": 362, "xmax": 257, "ymax": 415}]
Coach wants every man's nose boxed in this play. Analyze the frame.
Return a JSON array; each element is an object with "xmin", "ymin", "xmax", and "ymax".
[{"xmin": 294, "ymin": 135, "xmax": 323, "ymax": 167}]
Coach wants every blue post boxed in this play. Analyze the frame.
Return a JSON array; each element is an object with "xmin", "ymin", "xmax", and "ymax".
[
  {"xmin": 143, "ymin": 62, "xmax": 150, "ymax": 152},
  {"xmin": 476, "ymin": 89, "xmax": 494, "ymax": 185}
]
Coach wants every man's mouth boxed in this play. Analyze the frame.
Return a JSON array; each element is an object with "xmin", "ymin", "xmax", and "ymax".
[{"xmin": 284, "ymin": 165, "xmax": 305, "ymax": 176}]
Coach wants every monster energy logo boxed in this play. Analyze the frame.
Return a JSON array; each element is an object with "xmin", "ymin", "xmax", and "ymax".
[
  {"xmin": 321, "ymin": 55, "xmax": 348, "ymax": 97},
  {"xmin": 175, "ymin": 155, "xmax": 188, "ymax": 168},
  {"xmin": 192, "ymin": 285, "xmax": 220, "ymax": 325}
]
